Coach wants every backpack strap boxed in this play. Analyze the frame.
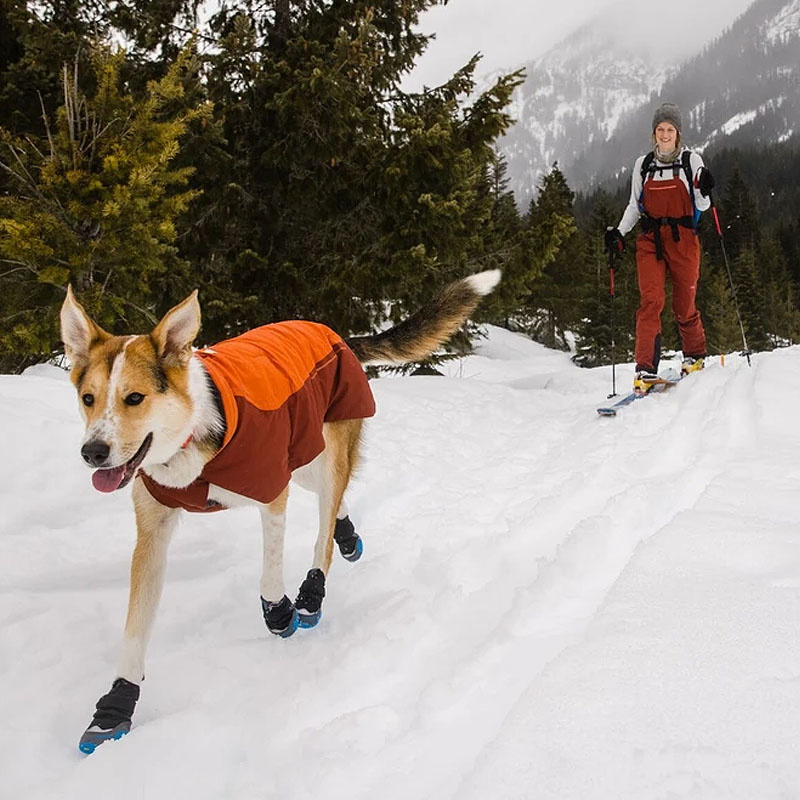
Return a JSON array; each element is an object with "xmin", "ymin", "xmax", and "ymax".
[
  {"xmin": 639, "ymin": 152, "xmax": 656, "ymax": 183},
  {"xmin": 638, "ymin": 150, "xmax": 700, "ymax": 229},
  {"xmin": 638, "ymin": 152, "xmax": 656, "ymax": 212},
  {"xmin": 682, "ymin": 149, "xmax": 700, "ymax": 229}
]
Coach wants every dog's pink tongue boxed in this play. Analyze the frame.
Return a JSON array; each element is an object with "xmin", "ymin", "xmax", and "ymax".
[{"xmin": 92, "ymin": 467, "xmax": 125, "ymax": 493}]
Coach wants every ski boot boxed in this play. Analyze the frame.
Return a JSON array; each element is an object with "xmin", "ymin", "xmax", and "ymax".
[
  {"xmin": 633, "ymin": 370, "xmax": 660, "ymax": 396},
  {"xmin": 681, "ymin": 356, "xmax": 704, "ymax": 376}
]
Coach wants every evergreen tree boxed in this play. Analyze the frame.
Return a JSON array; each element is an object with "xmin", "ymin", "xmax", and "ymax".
[
  {"xmin": 0, "ymin": 1, "xmax": 110, "ymax": 138},
  {"xmin": 700, "ymin": 269, "xmax": 743, "ymax": 355},
  {"xmin": 178, "ymin": 2, "xmax": 527, "ymax": 344},
  {"xmin": 1, "ymin": 2, "xmax": 536, "ymax": 372},
  {"xmin": 731, "ymin": 247, "xmax": 770, "ymax": 352},
  {"xmin": 477, "ymin": 149, "xmax": 545, "ymax": 325},
  {"xmin": 758, "ymin": 235, "xmax": 800, "ymax": 346},
  {"xmin": 523, "ymin": 163, "xmax": 582, "ymax": 349},
  {"xmin": 571, "ymin": 235, "xmax": 613, "ymax": 368},
  {"xmin": 0, "ymin": 47, "xmax": 210, "ymax": 370},
  {"xmin": 717, "ymin": 165, "xmax": 760, "ymax": 262},
  {"xmin": 0, "ymin": 0, "xmax": 201, "ymax": 128},
  {"xmin": 573, "ymin": 191, "xmax": 636, "ymax": 367},
  {"xmin": 776, "ymin": 218, "xmax": 800, "ymax": 284}
]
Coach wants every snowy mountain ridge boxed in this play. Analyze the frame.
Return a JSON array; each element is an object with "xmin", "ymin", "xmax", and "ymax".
[
  {"xmin": 696, "ymin": 96, "xmax": 789, "ymax": 152},
  {"xmin": 499, "ymin": 21, "xmax": 672, "ymax": 203},
  {"xmin": 763, "ymin": 0, "xmax": 800, "ymax": 40},
  {"xmin": 499, "ymin": 0, "xmax": 800, "ymax": 196}
]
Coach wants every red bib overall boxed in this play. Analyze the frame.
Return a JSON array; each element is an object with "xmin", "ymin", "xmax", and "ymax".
[{"xmin": 635, "ymin": 172, "xmax": 706, "ymax": 372}]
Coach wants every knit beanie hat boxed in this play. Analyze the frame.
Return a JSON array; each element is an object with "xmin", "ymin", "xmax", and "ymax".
[{"xmin": 652, "ymin": 102, "xmax": 682, "ymax": 133}]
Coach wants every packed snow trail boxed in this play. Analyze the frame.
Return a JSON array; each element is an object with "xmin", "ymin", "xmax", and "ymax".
[{"xmin": 1, "ymin": 328, "xmax": 799, "ymax": 800}]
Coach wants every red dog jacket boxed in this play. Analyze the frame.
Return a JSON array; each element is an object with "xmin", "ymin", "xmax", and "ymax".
[{"xmin": 141, "ymin": 321, "xmax": 375, "ymax": 511}]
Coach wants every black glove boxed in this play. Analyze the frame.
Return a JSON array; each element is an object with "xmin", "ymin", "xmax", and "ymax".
[
  {"xmin": 697, "ymin": 167, "xmax": 715, "ymax": 198},
  {"xmin": 604, "ymin": 227, "xmax": 625, "ymax": 256}
]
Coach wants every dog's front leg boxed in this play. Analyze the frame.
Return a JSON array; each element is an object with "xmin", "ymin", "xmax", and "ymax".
[
  {"xmin": 78, "ymin": 477, "xmax": 179, "ymax": 754},
  {"xmin": 259, "ymin": 487, "xmax": 298, "ymax": 638}
]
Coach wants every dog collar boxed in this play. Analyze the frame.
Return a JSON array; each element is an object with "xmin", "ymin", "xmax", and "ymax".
[{"xmin": 180, "ymin": 432, "xmax": 193, "ymax": 449}]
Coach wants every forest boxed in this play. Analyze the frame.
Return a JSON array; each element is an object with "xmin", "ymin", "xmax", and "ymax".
[{"xmin": 1, "ymin": 0, "xmax": 798, "ymax": 373}]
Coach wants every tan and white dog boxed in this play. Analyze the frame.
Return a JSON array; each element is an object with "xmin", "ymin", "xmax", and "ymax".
[{"xmin": 60, "ymin": 269, "xmax": 500, "ymax": 753}]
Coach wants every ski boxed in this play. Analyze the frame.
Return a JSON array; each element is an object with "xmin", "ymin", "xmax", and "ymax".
[{"xmin": 597, "ymin": 368, "xmax": 681, "ymax": 417}]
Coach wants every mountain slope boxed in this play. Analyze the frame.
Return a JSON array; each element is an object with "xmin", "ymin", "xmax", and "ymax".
[
  {"xmin": 500, "ymin": 22, "xmax": 670, "ymax": 204},
  {"xmin": 568, "ymin": 0, "xmax": 800, "ymax": 187},
  {"xmin": 501, "ymin": 0, "xmax": 800, "ymax": 196}
]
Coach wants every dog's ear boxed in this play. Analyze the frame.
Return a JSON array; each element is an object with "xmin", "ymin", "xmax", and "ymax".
[
  {"xmin": 151, "ymin": 291, "xmax": 201, "ymax": 366},
  {"xmin": 60, "ymin": 286, "xmax": 109, "ymax": 370}
]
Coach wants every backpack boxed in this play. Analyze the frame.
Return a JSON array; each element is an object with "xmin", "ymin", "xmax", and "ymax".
[{"xmin": 638, "ymin": 150, "xmax": 700, "ymax": 229}]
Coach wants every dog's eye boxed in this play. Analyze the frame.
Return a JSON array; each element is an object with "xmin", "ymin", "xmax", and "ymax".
[
  {"xmin": 82, "ymin": 393, "xmax": 94, "ymax": 407},
  {"xmin": 124, "ymin": 392, "xmax": 145, "ymax": 406}
]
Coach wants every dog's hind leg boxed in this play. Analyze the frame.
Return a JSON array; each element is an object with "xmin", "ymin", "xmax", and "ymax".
[
  {"xmin": 332, "ymin": 498, "xmax": 363, "ymax": 563},
  {"xmin": 258, "ymin": 486, "xmax": 299, "ymax": 638},
  {"xmin": 331, "ymin": 419, "xmax": 366, "ymax": 562},
  {"xmin": 294, "ymin": 419, "xmax": 363, "ymax": 628},
  {"xmin": 79, "ymin": 477, "xmax": 179, "ymax": 754}
]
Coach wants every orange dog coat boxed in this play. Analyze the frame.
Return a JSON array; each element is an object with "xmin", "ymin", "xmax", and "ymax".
[{"xmin": 141, "ymin": 321, "xmax": 375, "ymax": 511}]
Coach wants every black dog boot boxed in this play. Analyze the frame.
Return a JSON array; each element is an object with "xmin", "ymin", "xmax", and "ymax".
[
  {"xmin": 295, "ymin": 568, "xmax": 326, "ymax": 629},
  {"xmin": 78, "ymin": 677, "xmax": 140, "ymax": 754},
  {"xmin": 261, "ymin": 594, "xmax": 299, "ymax": 638},
  {"xmin": 334, "ymin": 516, "xmax": 363, "ymax": 562}
]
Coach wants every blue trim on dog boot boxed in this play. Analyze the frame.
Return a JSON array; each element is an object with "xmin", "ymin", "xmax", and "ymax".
[
  {"xmin": 298, "ymin": 609, "xmax": 322, "ymax": 629},
  {"xmin": 295, "ymin": 569, "xmax": 325, "ymax": 629},
  {"xmin": 79, "ymin": 721, "xmax": 130, "ymax": 754},
  {"xmin": 262, "ymin": 595, "xmax": 299, "ymax": 638},
  {"xmin": 341, "ymin": 535, "xmax": 363, "ymax": 562},
  {"xmin": 78, "ymin": 677, "xmax": 139, "ymax": 754},
  {"xmin": 334, "ymin": 516, "xmax": 363, "ymax": 562}
]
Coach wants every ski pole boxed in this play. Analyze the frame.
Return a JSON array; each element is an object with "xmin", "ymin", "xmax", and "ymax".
[
  {"xmin": 709, "ymin": 192, "xmax": 752, "ymax": 366},
  {"xmin": 608, "ymin": 247, "xmax": 618, "ymax": 398}
]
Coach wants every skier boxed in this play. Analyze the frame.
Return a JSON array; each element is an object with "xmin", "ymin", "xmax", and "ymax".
[{"xmin": 604, "ymin": 102, "xmax": 715, "ymax": 394}]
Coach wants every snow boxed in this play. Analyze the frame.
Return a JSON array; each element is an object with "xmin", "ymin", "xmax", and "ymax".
[
  {"xmin": 698, "ymin": 98, "xmax": 788, "ymax": 150},
  {"xmin": 2, "ymin": 327, "xmax": 800, "ymax": 799},
  {"xmin": 720, "ymin": 110, "xmax": 759, "ymax": 137},
  {"xmin": 763, "ymin": 0, "xmax": 800, "ymax": 43}
]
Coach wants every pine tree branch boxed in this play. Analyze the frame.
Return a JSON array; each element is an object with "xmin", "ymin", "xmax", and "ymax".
[
  {"xmin": 100, "ymin": 269, "xmax": 113, "ymax": 294},
  {"xmin": 63, "ymin": 65, "xmax": 76, "ymax": 163},
  {"xmin": 0, "ymin": 147, "xmax": 71, "ymax": 225},
  {"xmin": 176, "ymin": 197, "xmax": 223, "ymax": 238},
  {"xmin": 161, "ymin": 22, "xmax": 217, "ymax": 46},
  {"xmin": 38, "ymin": 91, "xmax": 57, "ymax": 162},
  {"xmin": 1, "ymin": 307, "xmax": 44, "ymax": 324},
  {"xmin": 0, "ymin": 263, "xmax": 38, "ymax": 280},
  {"xmin": 0, "ymin": 145, "xmax": 37, "ymax": 193},
  {"xmin": 119, "ymin": 297, "xmax": 158, "ymax": 325}
]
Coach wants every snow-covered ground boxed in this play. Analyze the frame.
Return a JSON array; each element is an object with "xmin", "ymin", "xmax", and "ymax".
[{"xmin": 2, "ymin": 327, "xmax": 799, "ymax": 799}]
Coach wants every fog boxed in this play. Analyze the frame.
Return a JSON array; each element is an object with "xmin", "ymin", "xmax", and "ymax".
[{"xmin": 406, "ymin": 0, "xmax": 756, "ymax": 90}]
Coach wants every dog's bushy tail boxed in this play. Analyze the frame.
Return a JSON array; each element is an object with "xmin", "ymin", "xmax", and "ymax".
[{"xmin": 346, "ymin": 270, "xmax": 501, "ymax": 365}]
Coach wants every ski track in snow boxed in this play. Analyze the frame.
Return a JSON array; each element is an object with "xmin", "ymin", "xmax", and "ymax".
[{"xmin": 1, "ymin": 329, "xmax": 799, "ymax": 799}]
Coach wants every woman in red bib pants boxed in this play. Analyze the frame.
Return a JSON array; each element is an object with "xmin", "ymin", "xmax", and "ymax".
[{"xmin": 605, "ymin": 103, "xmax": 716, "ymax": 393}]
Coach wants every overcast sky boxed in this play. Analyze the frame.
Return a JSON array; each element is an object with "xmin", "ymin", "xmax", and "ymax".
[{"xmin": 405, "ymin": 0, "xmax": 756, "ymax": 91}]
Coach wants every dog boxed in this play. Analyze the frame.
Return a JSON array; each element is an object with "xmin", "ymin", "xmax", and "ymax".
[{"xmin": 59, "ymin": 269, "xmax": 500, "ymax": 753}]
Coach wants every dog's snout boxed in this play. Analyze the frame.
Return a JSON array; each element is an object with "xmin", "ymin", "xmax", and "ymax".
[{"xmin": 81, "ymin": 440, "xmax": 110, "ymax": 467}]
